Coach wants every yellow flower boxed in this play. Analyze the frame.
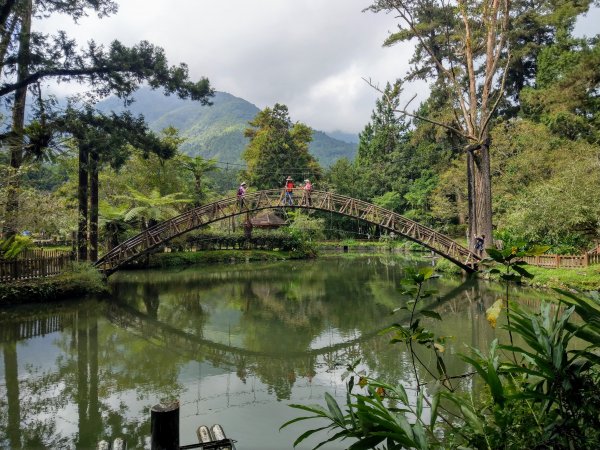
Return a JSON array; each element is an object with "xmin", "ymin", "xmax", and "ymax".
[{"xmin": 486, "ymin": 299, "xmax": 503, "ymax": 329}]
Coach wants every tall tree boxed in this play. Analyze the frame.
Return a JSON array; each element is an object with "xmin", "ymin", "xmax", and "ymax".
[
  {"xmin": 367, "ymin": 0, "xmax": 513, "ymax": 252},
  {"xmin": 0, "ymin": 0, "xmax": 213, "ymax": 237},
  {"xmin": 366, "ymin": 0, "xmax": 596, "ymax": 250},
  {"xmin": 520, "ymin": 37, "xmax": 600, "ymax": 143},
  {"xmin": 243, "ymin": 103, "xmax": 321, "ymax": 189},
  {"xmin": 59, "ymin": 106, "xmax": 176, "ymax": 261},
  {"xmin": 355, "ymin": 82, "xmax": 412, "ymax": 204}
]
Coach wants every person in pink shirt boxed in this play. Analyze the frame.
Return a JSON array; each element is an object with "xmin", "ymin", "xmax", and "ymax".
[
  {"xmin": 237, "ymin": 181, "xmax": 247, "ymax": 209},
  {"xmin": 303, "ymin": 178, "xmax": 312, "ymax": 206}
]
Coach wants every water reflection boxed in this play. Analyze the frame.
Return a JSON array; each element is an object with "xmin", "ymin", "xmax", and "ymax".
[{"xmin": 0, "ymin": 256, "xmax": 558, "ymax": 449}]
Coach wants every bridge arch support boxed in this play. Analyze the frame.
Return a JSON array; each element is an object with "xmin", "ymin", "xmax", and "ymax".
[{"xmin": 95, "ymin": 189, "xmax": 480, "ymax": 275}]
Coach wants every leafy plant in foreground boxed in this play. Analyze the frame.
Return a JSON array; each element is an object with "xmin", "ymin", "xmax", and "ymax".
[{"xmin": 283, "ymin": 251, "xmax": 600, "ymax": 449}]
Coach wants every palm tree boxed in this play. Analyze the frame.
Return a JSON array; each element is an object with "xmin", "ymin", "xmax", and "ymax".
[
  {"xmin": 98, "ymin": 201, "xmax": 129, "ymax": 253},
  {"xmin": 120, "ymin": 188, "xmax": 191, "ymax": 231},
  {"xmin": 177, "ymin": 154, "xmax": 218, "ymax": 207}
]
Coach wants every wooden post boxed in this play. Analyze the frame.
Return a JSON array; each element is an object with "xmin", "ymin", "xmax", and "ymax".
[
  {"xmin": 584, "ymin": 252, "xmax": 589, "ymax": 267},
  {"xmin": 151, "ymin": 401, "xmax": 179, "ymax": 450},
  {"xmin": 555, "ymin": 254, "xmax": 560, "ymax": 268}
]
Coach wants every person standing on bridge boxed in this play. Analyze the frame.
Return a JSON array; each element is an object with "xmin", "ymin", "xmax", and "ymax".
[
  {"xmin": 475, "ymin": 234, "xmax": 485, "ymax": 256},
  {"xmin": 237, "ymin": 181, "xmax": 247, "ymax": 210},
  {"xmin": 303, "ymin": 178, "xmax": 312, "ymax": 206},
  {"xmin": 284, "ymin": 176, "xmax": 294, "ymax": 206}
]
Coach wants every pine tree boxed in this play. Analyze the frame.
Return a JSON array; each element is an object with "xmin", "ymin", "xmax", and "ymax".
[{"xmin": 243, "ymin": 104, "xmax": 321, "ymax": 190}]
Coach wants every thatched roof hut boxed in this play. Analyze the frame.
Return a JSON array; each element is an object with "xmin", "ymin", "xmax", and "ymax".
[{"xmin": 250, "ymin": 212, "xmax": 287, "ymax": 229}]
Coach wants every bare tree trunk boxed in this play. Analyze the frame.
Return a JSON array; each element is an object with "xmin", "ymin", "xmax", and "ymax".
[
  {"xmin": 467, "ymin": 151, "xmax": 475, "ymax": 252},
  {"xmin": 474, "ymin": 142, "xmax": 493, "ymax": 248},
  {"xmin": 89, "ymin": 150, "xmax": 99, "ymax": 262},
  {"xmin": 194, "ymin": 175, "xmax": 202, "ymax": 207},
  {"xmin": 467, "ymin": 139, "xmax": 493, "ymax": 254},
  {"xmin": 3, "ymin": 0, "xmax": 31, "ymax": 238},
  {"xmin": 78, "ymin": 146, "xmax": 89, "ymax": 261},
  {"xmin": 456, "ymin": 188, "xmax": 465, "ymax": 225}
]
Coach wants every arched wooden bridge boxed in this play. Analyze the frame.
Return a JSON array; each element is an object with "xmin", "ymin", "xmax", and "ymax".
[{"xmin": 95, "ymin": 189, "xmax": 480, "ymax": 275}]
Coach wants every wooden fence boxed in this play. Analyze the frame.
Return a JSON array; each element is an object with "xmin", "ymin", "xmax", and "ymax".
[
  {"xmin": 0, "ymin": 249, "xmax": 74, "ymax": 283},
  {"xmin": 520, "ymin": 250, "xmax": 600, "ymax": 269}
]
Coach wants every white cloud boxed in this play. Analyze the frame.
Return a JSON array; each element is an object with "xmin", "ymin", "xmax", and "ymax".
[
  {"xmin": 574, "ymin": 6, "xmax": 600, "ymax": 38},
  {"xmin": 37, "ymin": 1, "xmax": 598, "ymax": 134},
  {"xmin": 34, "ymin": 0, "xmax": 412, "ymax": 133}
]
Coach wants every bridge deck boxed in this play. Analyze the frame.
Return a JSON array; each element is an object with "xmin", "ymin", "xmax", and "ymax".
[{"xmin": 95, "ymin": 189, "xmax": 480, "ymax": 275}]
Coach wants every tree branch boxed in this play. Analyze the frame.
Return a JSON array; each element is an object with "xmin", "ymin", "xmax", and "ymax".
[{"xmin": 364, "ymin": 76, "xmax": 473, "ymax": 141}]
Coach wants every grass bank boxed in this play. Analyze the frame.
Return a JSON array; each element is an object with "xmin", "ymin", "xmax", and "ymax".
[
  {"xmin": 520, "ymin": 265, "xmax": 600, "ymax": 291},
  {"xmin": 434, "ymin": 254, "xmax": 600, "ymax": 291},
  {"xmin": 0, "ymin": 262, "xmax": 108, "ymax": 306}
]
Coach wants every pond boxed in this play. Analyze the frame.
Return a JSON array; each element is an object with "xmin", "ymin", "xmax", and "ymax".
[{"xmin": 0, "ymin": 255, "xmax": 558, "ymax": 449}]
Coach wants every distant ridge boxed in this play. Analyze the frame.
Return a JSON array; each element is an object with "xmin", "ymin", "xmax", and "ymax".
[{"xmin": 96, "ymin": 88, "xmax": 357, "ymax": 166}]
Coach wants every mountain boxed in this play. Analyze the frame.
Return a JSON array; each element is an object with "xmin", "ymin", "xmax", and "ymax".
[
  {"xmin": 327, "ymin": 130, "xmax": 360, "ymax": 144},
  {"xmin": 96, "ymin": 88, "xmax": 357, "ymax": 167}
]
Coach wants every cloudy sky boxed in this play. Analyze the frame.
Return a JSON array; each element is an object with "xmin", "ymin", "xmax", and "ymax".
[{"xmin": 36, "ymin": 1, "xmax": 599, "ymax": 136}]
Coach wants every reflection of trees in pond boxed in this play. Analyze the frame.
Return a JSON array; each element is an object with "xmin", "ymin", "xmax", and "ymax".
[
  {"xmin": 0, "ymin": 300, "xmax": 189, "ymax": 449},
  {"xmin": 108, "ymin": 258, "xmax": 480, "ymax": 400},
  {"xmin": 142, "ymin": 283, "xmax": 161, "ymax": 319},
  {"xmin": 2, "ymin": 258, "xmax": 566, "ymax": 447}
]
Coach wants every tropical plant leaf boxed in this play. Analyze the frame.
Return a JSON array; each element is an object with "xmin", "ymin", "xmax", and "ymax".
[
  {"xmin": 419, "ymin": 310, "xmax": 442, "ymax": 321},
  {"xmin": 325, "ymin": 392, "xmax": 345, "ymax": 425}
]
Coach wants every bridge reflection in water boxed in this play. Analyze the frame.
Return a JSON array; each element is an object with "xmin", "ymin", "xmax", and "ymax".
[{"xmin": 0, "ymin": 257, "xmax": 551, "ymax": 449}]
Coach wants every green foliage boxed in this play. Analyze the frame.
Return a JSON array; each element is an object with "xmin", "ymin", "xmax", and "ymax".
[
  {"xmin": 325, "ymin": 158, "xmax": 362, "ymax": 198},
  {"xmin": 483, "ymin": 243, "xmax": 550, "ymax": 283},
  {"xmin": 281, "ymin": 385, "xmax": 434, "ymax": 450},
  {"xmin": 285, "ymin": 252, "xmax": 600, "ymax": 449},
  {"xmin": 176, "ymin": 154, "xmax": 218, "ymax": 206},
  {"xmin": 119, "ymin": 187, "xmax": 191, "ymax": 229},
  {"xmin": 147, "ymin": 249, "xmax": 304, "ymax": 268},
  {"xmin": 0, "ymin": 235, "xmax": 33, "ymax": 259},
  {"xmin": 243, "ymin": 103, "xmax": 322, "ymax": 189},
  {"xmin": 98, "ymin": 201, "xmax": 129, "ymax": 251},
  {"xmin": 372, "ymin": 191, "xmax": 402, "ymax": 212},
  {"xmin": 287, "ymin": 212, "xmax": 326, "ymax": 242},
  {"xmin": 521, "ymin": 38, "xmax": 600, "ymax": 143},
  {"xmin": 169, "ymin": 229, "xmax": 317, "ymax": 258},
  {"xmin": 0, "ymin": 262, "xmax": 108, "ymax": 305}
]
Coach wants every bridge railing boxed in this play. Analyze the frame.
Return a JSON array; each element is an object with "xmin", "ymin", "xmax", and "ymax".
[{"xmin": 95, "ymin": 190, "xmax": 479, "ymax": 274}]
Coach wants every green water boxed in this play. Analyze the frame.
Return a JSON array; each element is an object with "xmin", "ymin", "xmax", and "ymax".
[{"xmin": 0, "ymin": 255, "xmax": 556, "ymax": 449}]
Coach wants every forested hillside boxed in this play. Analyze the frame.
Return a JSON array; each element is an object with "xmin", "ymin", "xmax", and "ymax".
[{"xmin": 97, "ymin": 88, "xmax": 357, "ymax": 166}]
